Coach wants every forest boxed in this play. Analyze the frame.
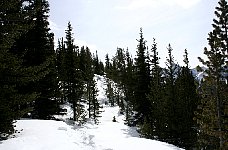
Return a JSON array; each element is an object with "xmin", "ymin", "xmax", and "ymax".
[{"xmin": 0, "ymin": 0, "xmax": 227, "ymax": 149}]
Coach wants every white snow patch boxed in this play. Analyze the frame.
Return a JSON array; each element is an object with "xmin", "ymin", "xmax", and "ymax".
[
  {"xmin": 0, "ymin": 107, "xmax": 183, "ymax": 150},
  {"xmin": 94, "ymin": 74, "xmax": 108, "ymax": 104},
  {"xmin": 0, "ymin": 74, "xmax": 183, "ymax": 150}
]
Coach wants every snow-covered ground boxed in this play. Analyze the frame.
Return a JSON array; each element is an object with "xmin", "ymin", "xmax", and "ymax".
[{"xmin": 0, "ymin": 75, "xmax": 183, "ymax": 150}]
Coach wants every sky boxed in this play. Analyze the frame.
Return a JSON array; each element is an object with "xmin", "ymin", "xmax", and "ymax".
[{"xmin": 48, "ymin": 0, "xmax": 218, "ymax": 68}]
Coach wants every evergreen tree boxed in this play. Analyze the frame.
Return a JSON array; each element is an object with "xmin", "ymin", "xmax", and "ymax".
[
  {"xmin": 124, "ymin": 49, "xmax": 135, "ymax": 126},
  {"xmin": 111, "ymin": 48, "xmax": 127, "ymax": 110},
  {"xmin": 174, "ymin": 49, "xmax": 198, "ymax": 149},
  {"xmin": 106, "ymin": 79, "xmax": 115, "ymax": 106},
  {"xmin": 56, "ymin": 38, "xmax": 67, "ymax": 103},
  {"xmin": 196, "ymin": 1, "xmax": 228, "ymax": 148},
  {"xmin": 164, "ymin": 44, "xmax": 179, "ymax": 145},
  {"xmin": 212, "ymin": 0, "xmax": 228, "ymax": 56},
  {"xmin": 10, "ymin": 0, "xmax": 60, "ymax": 119},
  {"xmin": 105, "ymin": 54, "xmax": 111, "ymax": 77},
  {"xmin": 90, "ymin": 79, "xmax": 101, "ymax": 124},
  {"xmin": 110, "ymin": 57, "xmax": 118, "ymax": 83},
  {"xmin": 0, "ymin": 0, "xmax": 47, "ymax": 139},
  {"xmin": 80, "ymin": 46, "xmax": 94, "ymax": 119},
  {"xmin": 64, "ymin": 22, "xmax": 84, "ymax": 122},
  {"xmin": 94, "ymin": 51, "xmax": 104, "ymax": 75},
  {"xmin": 114, "ymin": 48, "xmax": 126, "ymax": 85},
  {"xmin": 31, "ymin": 0, "xmax": 59, "ymax": 119},
  {"xmin": 145, "ymin": 38, "xmax": 166, "ymax": 139},
  {"xmin": 134, "ymin": 28, "xmax": 151, "ymax": 124},
  {"xmin": 104, "ymin": 49, "xmax": 125, "ymax": 108}
]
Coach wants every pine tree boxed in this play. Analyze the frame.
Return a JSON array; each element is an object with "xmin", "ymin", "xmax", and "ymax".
[
  {"xmin": 110, "ymin": 57, "xmax": 118, "ymax": 83},
  {"xmin": 174, "ymin": 49, "xmax": 198, "ymax": 149},
  {"xmin": 196, "ymin": 1, "xmax": 228, "ymax": 148},
  {"xmin": 134, "ymin": 28, "xmax": 151, "ymax": 124},
  {"xmin": 56, "ymin": 38, "xmax": 67, "ymax": 103},
  {"xmin": 64, "ymin": 22, "xmax": 84, "ymax": 122},
  {"xmin": 0, "ymin": 0, "xmax": 46, "ymax": 139},
  {"xmin": 31, "ymin": 0, "xmax": 59, "ymax": 119},
  {"xmin": 79, "ymin": 46, "xmax": 94, "ymax": 81},
  {"xmin": 164, "ymin": 44, "xmax": 179, "ymax": 144},
  {"xmin": 146, "ymin": 38, "xmax": 166, "ymax": 139},
  {"xmin": 94, "ymin": 51, "xmax": 104, "ymax": 75},
  {"xmin": 115, "ymin": 48, "xmax": 126, "ymax": 85},
  {"xmin": 80, "ymin": 46, "xmax": 94, "ymax": 119},
  {"xmin": 212, "ymin": 0, "xmax": 228, "ymax": 56},
  {"xmin": 111, "ymin": 48, "xmax": 127, "ymax": 110},
  {"xmin": 106, "ymin": 79, "xmax": 115, "ymax": 106},
  {"xmin": 105, "ymin": 54, "xmax": 111, "ymax": 77},
  {"xmin": 90, "ymin": 79, "xmax": 101, "ymax": 124},
  {"xmin": 124, "ymin": 49, "xmax": 135, "ymax": 126},
  {"xmin": 10, "ymin": 0, "xmax": 60, "ymax": 119}
]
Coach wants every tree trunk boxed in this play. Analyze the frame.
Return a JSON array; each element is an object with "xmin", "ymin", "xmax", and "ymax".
[{"xmin": 216, "ymin": 78, "xmax": 223, "ymax": 148}]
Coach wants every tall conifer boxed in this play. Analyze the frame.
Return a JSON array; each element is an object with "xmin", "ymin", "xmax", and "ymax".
[
  {"xmin": 64, "ymin": 22, "xmax": 84, "ymax": 122},
  {"xmin": 196, "ymin": 1, "xmax": 228, "ymax": 148},
  {"xmin": 174, "ymin": 49, "xmax": 198, "ymax": 149},
  {"xmin": 134, "ymin": 28, "xmax": 151, "ymax": 123},
  {"xmin": 0, "ymin": 0, "xmax": 47, "ymax": 138},
  {"xmin": 146, "ymin": 39, "xmax": 166, "ymax": 139},
  {"xmin": 164, "ymin": 44, "xmax": 179, "ymax": 144}
]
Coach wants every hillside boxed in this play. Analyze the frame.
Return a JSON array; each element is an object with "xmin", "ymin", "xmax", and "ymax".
[{"xmin": 0, "ymin": 75, "xmax": 183, "ymax": 150}]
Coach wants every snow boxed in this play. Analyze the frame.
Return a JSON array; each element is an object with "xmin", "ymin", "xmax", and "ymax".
[
  {"xmin": 191, "ymin": 67, "xmax": 206, "ymax": 81},
  {"xmin": 95, "ymin": 75, "xmax": 108, "ymax": 104},
  {"xmin": 0, "ymin": 75, "xmax": 183, "ymax": 150}
]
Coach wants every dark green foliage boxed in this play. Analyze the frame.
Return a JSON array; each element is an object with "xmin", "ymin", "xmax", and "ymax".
[
  {"xmin": 174, "ymin": 49, "xmax": 198, "ymax": 149},
  {"xmin": 134, "ymin": 28, "xmax": 151, "ymax": 123},
  {"xmin": 163, "ymin": 44, "xmax": 179, "ymax": 144},
  {"xmin": 109, "ymin": 57, "xmax": 118, "ymax": 83},
  {"xmin": 114, "ymin": 48, "xmax": 126, "ymax": 85},
  {"xmin": 103, "ymin": 27, "xmax": 204, "ymax": 148},
  {"xmin": 81, "ymin": 46, "xmax": 96, "ymax": 119},
  {"xmin": 196, "ymin": 0, "xmax": 228, "ymax": 149},
  {"xmin": 105, "ymin": 54, "xmax": 111, "ymax": 76},
  {"xmin": 212, "ymin": 0, "xmax": 228, "ymax": 55},
  {"xmin": 9, "ymin": 0, "xmax": 60, "ymax": 119},
  {"xmin": 56, "ymin": 22, "xmax": 103, "ymax": 124},
  {"xmin": 30, "ymin": 0, "xmax": 59, "ymax": 119},
  {"xmin": 0, "ymin": 50, "xmax": 37, "ymax": 139},
  {"xmin": 94, "ymin": 51, "xmax": 104, "ymax": 75},
  {"xmin": 64, "ymin": 22, "xmax": 84, "ymax": 122},
  {"xmin": 104, "ymin": 48, "xmax": 127, "ymax": 108},
  {"xmin": 145, "ymin": 38, "xmax": 167, "ymax": 140},
  {"xmin": 0, "ymin": 0, "xmax": 23, "ymax": 137},
  {"xmin": 56, "ymin": 38, "xmax": 67, "ymax": 103},
  {"xmin": 2, "ymin": 1, "xmax": 227, "ymax": 148},
  {"xmin": 124, "ymin": 49, "xmax": 135, "ymax": 126},
  {"xmin": 142, "ymin": 43, "xmax": 199, "ymax": 149},
  {"xmin": 0, "ymin": 0, "xmax": 47, "ymax": 139}
]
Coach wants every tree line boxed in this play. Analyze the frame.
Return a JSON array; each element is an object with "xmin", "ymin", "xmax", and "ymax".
[
  {"xmin": 0, "ymin": 0, "xmax": 104, "ymax": 140},
  {"xmin": 104, "ymin": 0, "xmax": 227, "ymax": 149},
  {"xmin": 104, "ymin": 30, "xmax": 200, "ymax": 149},
  {"xmin": 0, "ymin": 0, "xmax": 227, "ymax": 149}
]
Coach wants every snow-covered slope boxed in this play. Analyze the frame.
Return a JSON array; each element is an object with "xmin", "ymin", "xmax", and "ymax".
[
  {"xmin": 191, "ymin": 67, "xmax": 207, "ymax": 81},
  {"xmin": 0, "ymin": 75, "xmax": 183, "ymax": 150}
]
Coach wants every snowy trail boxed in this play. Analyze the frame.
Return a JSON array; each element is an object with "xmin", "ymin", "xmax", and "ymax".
[
  {"xmin": 76, "ymin": 106, "xmax": 140, "ymax": 150},
  {"xmin": 0, "ymin": 75, "xmax": 183, "ymax": 150},
  {"xmin": 73, "ymin": 75, "xmax": 182, "ymax": 150},
  {"xmin": 0, "ymin": 106, "xmax": 182, "ymax": 150}
]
